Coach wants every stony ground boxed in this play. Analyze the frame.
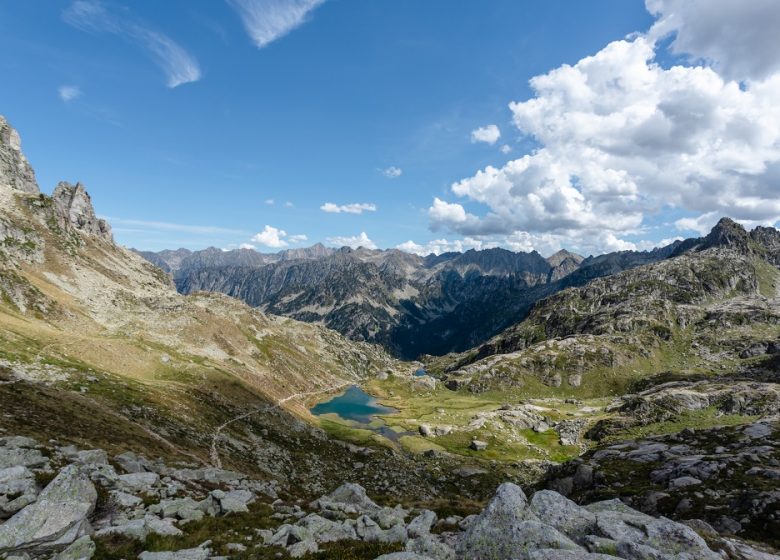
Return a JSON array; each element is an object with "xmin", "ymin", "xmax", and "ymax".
[{"xmin": 2, "ymin": 434, "xmax": 778, "ymax": 560}]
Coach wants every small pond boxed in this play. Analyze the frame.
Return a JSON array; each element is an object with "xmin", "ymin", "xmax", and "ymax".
[
  {"xmin": 310, "ymin": 385, "xmax": 411, "ymax": 441},
  {"xmin": 414, "ymin": 368, "xmax": 427, "ymax": 377}
]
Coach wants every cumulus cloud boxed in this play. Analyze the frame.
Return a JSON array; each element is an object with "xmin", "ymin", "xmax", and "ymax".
[
  {"xmin": 500, "ymin": 144, "xmax": 512, "ymax": 154},
  {"xmin": 239, "ymin": 243, "xmax": 256, "ymax": 250},
  {"xmin": 62, "ymin": 0, "xmax": 200, "ymax": 88},
  {"xmin": 647, "ymin": 0, "xmax": 780, "ymax": 82},
  {"xmin": 58, "ymin": 85, "xmax": 82, "ymax": 102},
  {"xmin": 264, "ymin": 198, "xmax": 275, "ymax": 205},
  {"xmin": 471, "ymin": 124, "xmax": 501, "ymax": 145},
  {"xmin": 227, "ymin": 0, "xmax": 324, "ymax": 49},
  {"xmin": 380, "ymin": 166, "xmax": 402, "ymax": 178},
  {"xmin": 320, "ymin": 202, "xmax": 377, "ymax": 214},
  {"xmin": 429, "ymin": 5, "xmax": 780, "ymax": 254},
  {"xmin": 326, "ymin": 232, "xmax": 377, "ymax": 249},
  {"xmin": 396, "ymin": 237, "xmax": 485, "ymax": 256},
  {"xmin": 251, "ymin": 225, "xmax": 306, "ymax": 248}
]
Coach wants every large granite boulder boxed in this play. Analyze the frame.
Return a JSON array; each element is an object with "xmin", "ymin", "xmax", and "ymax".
[{"xmin": 0, "ymin": 464, "xmax": 97, "ymax": 553}]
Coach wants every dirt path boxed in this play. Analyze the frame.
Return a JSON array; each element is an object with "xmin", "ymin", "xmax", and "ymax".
[{"xmin": 209, "ymin": 380, "xmax": 353, "ymax": 468}]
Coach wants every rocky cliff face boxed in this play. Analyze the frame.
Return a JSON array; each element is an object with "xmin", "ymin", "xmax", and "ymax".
[
  {"xmin": 52, "ymin": 181, "xmax": 113, "ymax": 242},
  {"xmin": 0, "ymin": 116, "xmax": 38, "ymax": 195}
]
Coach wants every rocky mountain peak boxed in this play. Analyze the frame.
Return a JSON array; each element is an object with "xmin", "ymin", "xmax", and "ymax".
[
  {"xmin": 701, "ymin": 217, "xmax": 751, "ymax": 252},
  {"xmin": 546, "ymin": 249, "xmax": 584, "ymax": 268},
  {"xmin": 0, "ymin": 116, "xmax": 39, "ymax": 195},
  {"xmin": 52, "ymin": 181, "xmax": 113, "ymax": 242}
]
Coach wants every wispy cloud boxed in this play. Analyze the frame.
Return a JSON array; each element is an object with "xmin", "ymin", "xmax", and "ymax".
[
  {"xmin": 380, "ymin": 166, "xmax": 402, "ymax": 178},
  {"xmin": 58, "ymin": 85, "xmax": 82, "ymax": 102},
  {"xmin": 106, "ymin": 217, "xmax": 248, "ymax": 236},
  {"xmin": 226, "ymin": 0, "xmax": 325, "ymax": 48},
  {"xmin": 320, "ymin": 202, "xmax": 377, "ymax": 214},
  {"xmin": 62, "ymin": 0, "xmax": 201, "ymax": 88}
]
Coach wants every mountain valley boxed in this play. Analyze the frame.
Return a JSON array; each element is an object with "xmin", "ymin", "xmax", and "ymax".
[{"xmin": 2, "ymin": 115, "xmax": 780, "ymax": 559}]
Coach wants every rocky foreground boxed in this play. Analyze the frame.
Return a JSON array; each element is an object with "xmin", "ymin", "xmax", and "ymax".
[{"xmin": 1, "ymin": 436, "xmax": 778, "ymax": 560}]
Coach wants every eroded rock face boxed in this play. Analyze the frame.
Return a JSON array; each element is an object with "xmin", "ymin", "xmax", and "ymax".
[
  {"xmin": 0, "ymin": 464, "xmax": 97, "ymax": 554},
  {"xmin": 52, "ymin": 181, "xmax": 113, "ymax": 242},
  {"xmin": 0, "ymin": 116, "xmax": 39, "ymax": 195}
]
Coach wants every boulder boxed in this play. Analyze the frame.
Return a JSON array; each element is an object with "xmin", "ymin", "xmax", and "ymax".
[
  {"xmin": 118, "ymin": 472, "xmax": 159, "ymax": 492},
  {"xmin": 457, "ymin": 482, "xmax": 569, "ymax": 559},
  {"xmin": 297, "ymin": 513, "xmax": 357, "ymax": 543},
  {"xmin": 407, "ymin": 510, "xmax": 437, "ymax": 538},
  {"xmin": 470, "ymin": 440, "xmax": 488, "ymax": 451},
  {"xmin": 114, "ymin": 452, "xmax": 150, "ymax": 474},
  {"xmin": 529, "ymin": 490, "xmax": 596, "ymax": 541},
  {"xmin": 110, "ymin": 491, "xmax": 143, "ymax": 509},
  {"xmin": 53, "ymin": 536, "xmax": 95, "ymax": 560},
  {"xmin": 288, "ymin": 539, "xmax": 318, "ymax": 558},
  {"xmin": 0, "ymin": 447, "xmax": 47, "ymax": 469},
  {"xmin": 0, "ymin": 464, "xmax": 97, "ymax": 553},
  {"xmin": 137, "ymin": 541, "xmax": 211, "ymax": 560},
  {"xmin": 217, "ymin": 489, "xmax": 254, "ymax": 514},
  {"xmin": 75, "ymin": 450, "xmax": 107, "ymax": 466},
  {"xmin": 313, "ymin": 482, "xmax": 380, "ymax": 514},
  {"xmin": 377, "ymin": 505, "xmax": 408, "ymax": 529},
  {"xmin": 405, "ymin": 534, "xmax": 455, "ymax": 560},
  {"xmin": 95, "ymin": 515, "xmax": 181, "ymax": 541},
  {"xmin": 150, "ymin": 497, "xmax": 203, "ymax": 521}
]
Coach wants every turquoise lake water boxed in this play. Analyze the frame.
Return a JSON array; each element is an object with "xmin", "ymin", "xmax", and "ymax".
[
  {"xmin": 310, "ymin": 385, "xmax": 397, "ymax": 424},
  {"xmin": 310, "ymin": 385, "xmax": 412, "ymax": 441}
]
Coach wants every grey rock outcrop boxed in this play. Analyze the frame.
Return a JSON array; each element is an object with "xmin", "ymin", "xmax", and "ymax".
[
  {"xmin": 138, "ymin": 541, "xmax": 212, "ymax": 560},
  {"xmin": 52, "ymin": 181, "xmax": 113, "ymax": 242},
  {"xmin": 0, "ymin": 116, "xmax": 38, "ymax": 194},
  {"xmin": 0, "ymin": 464, "xmax": 97, "ymax": 553}
]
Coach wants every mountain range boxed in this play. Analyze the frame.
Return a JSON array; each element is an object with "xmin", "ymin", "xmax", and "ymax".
[{"xmin": 137, "ymin": 239, "xmax": 687, "ymax": 359}]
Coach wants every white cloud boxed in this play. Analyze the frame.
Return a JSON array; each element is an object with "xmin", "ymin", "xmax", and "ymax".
[
  {"xmin": 58, "ymin": 85, "xmax": 82, "ymax": 102},
  {"xmin": 320, "ymin": 202, "xmax": 377, "ymax": 214},
  {"xmin": 380, "ymin": 166, "xmax": 402, "ymax": 178},
  {"xmin": 647, "ymin": 0, "xmax": 780, "ymax": 82},
  {"xmin": 284, "ymin": 201, "xmax": 294, "ymax": 207},
  {"xmin": 396, "ymin": 237, "xmax": 485, "ymax": 256},
  {"xmin": 471, "ymin": 124, "xmax": 501, "ymax": 145},
  {"xmin": 675, "ymin": 212, "xmax": 720, "ymax": 236},
  {"xmin": 326, "ymin": 232, "xmax": 377, "ymax": 249},
  {"xmin": 429, "ymin": 12, "xmax": 780, "ymax": 254},
  {"xmin": 226, "ymin": 0, "xmax": 324, "ymax": 49},
  {"xmin": 500, "ymin": 144, "xmax": 512, "ymax": 154},
  {"xmin": 239, "ymin": 243, "xmax": 256, "ymax": 250},
  {"xmin": 62, "ymin": 0, "xmax": 200, "ymax": 88},
  {"xmin": 251, "ymin": 224, "xmax": 306, "ymax": 248},
  {"xmin": 264, "ymin": 198, "xmax": 275, "ymax": 205}
]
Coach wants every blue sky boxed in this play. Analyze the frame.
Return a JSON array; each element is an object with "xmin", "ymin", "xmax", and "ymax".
[{"xmin": 2, "ymin": 1, "xmax": 779, "ymax": 255}]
